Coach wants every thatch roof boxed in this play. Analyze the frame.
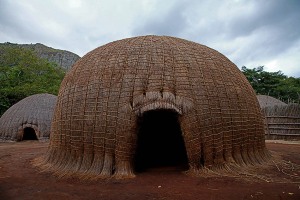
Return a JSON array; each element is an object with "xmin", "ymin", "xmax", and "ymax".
[
  {"xmin": 0, "ymin": 93, "xmax": 57, "ymax": 141},
  {"xmin": 36, "ymin": 35, "xmax": 269, "ymax": 179},
  {"xmin": 257, "ymin": 95, "xmax": 287, "ymax": 108}
]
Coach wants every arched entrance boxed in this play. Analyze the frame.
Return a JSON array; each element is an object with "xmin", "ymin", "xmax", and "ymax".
[
  {"xmin": 135, "ymin": 109, "xmax": 188, "ymax": 172},
  {"xmin": 22, "ymin": 127, "xmax": 38, "ymax": 140}
]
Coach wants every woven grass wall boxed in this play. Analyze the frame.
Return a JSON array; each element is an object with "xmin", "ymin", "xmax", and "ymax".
[
  {"xmin": 263, "ymin": 103, "xmax": 300, "ymax": 140},
  {"xmin": 0, "ymin": 93, "xmax": 57, "ymax": 141},
  {"xmin": 36, "ymin": 35, "xmax": 269, "ymax": 179}
]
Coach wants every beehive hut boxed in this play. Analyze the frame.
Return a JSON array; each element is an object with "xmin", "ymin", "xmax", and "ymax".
[
  {"xmin": 257, "ymin": 95, "xmax": 287, "ymax": 109},
  {"xmin": 36, "ymin": 35, "xmax": 270, "ymax": 179},
  {"xmin": 263, "ymin": 103, "xmax": 300, "ymax": 140},
  {"xmin": 0, "ymin": 94, "xmax": 57, "ymax": 141}
]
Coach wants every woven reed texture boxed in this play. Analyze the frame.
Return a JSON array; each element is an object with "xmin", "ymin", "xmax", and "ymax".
[
  {"xmin": 257, "ymin": 95, "xmax": 287, "ymax": 108},
  {"xmin": 262, "ymin": 103, "xmax": 300, "ymax": 140},
  {"xmin": 0, "ymin": 94, "xmax": 57, "ymax": 141},
  {"xmin": 36, "ymin": 35, "xmax": 269, "ymax": 179}
]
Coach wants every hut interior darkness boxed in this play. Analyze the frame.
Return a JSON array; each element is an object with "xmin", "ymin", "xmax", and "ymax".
[
  {"xmin": 22, "ymin": 127, "xmax": 38, "ymax": 140},
  {"xmin": 0, "ymin": 93, "xmax": 57, "ymax": 142},
  {"xmin": 134, "ymin": 109, "xmax": 188, "ymax": 172},
  {"xmin": 35, "ymin": 35, "xmax": 270, "ymax": 179}
]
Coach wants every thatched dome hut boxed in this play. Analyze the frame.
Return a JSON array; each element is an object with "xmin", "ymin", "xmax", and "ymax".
[
  {"xmin": 37, "ymin": 36, "xmax": 269, "ymax": 179},
  {"xmin": 0, "ymin": 93, "xmax": 57, "ymax": 141},
  {"xmin": 257, "ymin": 95, "xmax": 287, "ymax": 108}
]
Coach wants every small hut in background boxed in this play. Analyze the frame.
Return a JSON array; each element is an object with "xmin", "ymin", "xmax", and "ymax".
[
  {"xmin": 262, "ymin": 103, "xmax": 300, "ymax": 140},
  {"xmin": 0, "ymin": 93, "xmax": 57, "ymax": 141},
  {"xmin": 257, "ymin": 95, "xmax": 287, "ymax": 108}
]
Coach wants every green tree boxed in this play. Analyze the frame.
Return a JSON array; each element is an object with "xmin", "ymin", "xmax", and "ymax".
[
  {"xmin": 276, "ymin": 77, "xmax": 300, "ymax": 103},
  {"xmin": 241, "ymin": 66, "xmax": 300, "ymax": 103},
  {"xmin": 0, "ymin": 46, "xmax": 66, "ymax": 116}
]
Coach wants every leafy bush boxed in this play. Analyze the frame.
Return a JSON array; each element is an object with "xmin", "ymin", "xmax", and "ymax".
[
  {"xmin": 242, "ymin": 66, "xmax": 300, "ymax": 103},
  {"xmin": 0, "ymin": 46, "xmax": 66, "ymax": 116}
]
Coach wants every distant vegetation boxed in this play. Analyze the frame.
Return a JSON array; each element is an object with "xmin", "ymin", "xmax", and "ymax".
[
  {"xmin": 242, "ymin": 66, "xmax": 300, "ymax": 104},
  {"xmin": 0, "ymin": 46, "xmax": 66, "ymax": 116}
]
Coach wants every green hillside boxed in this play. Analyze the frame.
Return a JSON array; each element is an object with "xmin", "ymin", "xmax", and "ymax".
[{"xmin": 0, "ymin": 45, "xmax": 66, "ymax": 116}]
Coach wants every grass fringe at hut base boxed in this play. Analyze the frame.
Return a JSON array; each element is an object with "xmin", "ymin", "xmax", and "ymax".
[
  {"xmin": 187, "ymin": 150, "xmax": 300, "ymax": 184},
  {"xmin": 32, "ymin": 149, "xmax": 300, "ymax": 184},
  {"xmin": 33, "ymin": 143, "xmax": 271, "ymax": 179}
]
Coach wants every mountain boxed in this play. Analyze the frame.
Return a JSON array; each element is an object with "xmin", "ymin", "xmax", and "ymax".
[{"xmin": 1, "ymin": 42, "xmax": 80, "ymax": 71}]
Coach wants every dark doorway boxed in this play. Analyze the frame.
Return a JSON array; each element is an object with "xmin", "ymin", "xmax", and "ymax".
[
  {"xmin": 135, "ymin": 109, "xmax": 188, "ymax": 172},
  {"xmin": 22, "ymin": 127, "xmax": 38, "ymax": 140}
]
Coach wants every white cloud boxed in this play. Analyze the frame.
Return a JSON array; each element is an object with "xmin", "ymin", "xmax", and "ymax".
[{"xmin": 265, "ymin": 39, "xmax": 300, "ymax": 76}]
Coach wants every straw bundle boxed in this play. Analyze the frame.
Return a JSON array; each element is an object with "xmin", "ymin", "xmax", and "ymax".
[
  {"xmin": 36, "ymin": 35, "xmax": 269, "ymax": 179},
  {"xmin": 263, "ymin": 103, "xmax": 300, "ymax": 140},
  {"xmin": 0, "ymin": 94, "xmax": 57, "ymax": 141}
]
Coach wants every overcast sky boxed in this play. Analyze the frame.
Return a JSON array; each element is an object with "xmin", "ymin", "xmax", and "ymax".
[{"xmin": 0, "ymin": 0, "xmax": 299, "ymax": 77}]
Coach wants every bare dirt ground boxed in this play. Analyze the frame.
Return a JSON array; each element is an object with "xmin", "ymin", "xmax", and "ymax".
[{"xmin": 0, "ymin": 140, "xmax": 299, "ymax": 200}]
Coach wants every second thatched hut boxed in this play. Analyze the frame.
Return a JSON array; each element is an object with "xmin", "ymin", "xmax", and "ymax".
[
  {"xmin": 0, "ymin": 93, "xmax": 57, "ymax": 141},
  {"xmin": 257, "ymin": 95, "xmax": 287, "ymax": 108}
]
